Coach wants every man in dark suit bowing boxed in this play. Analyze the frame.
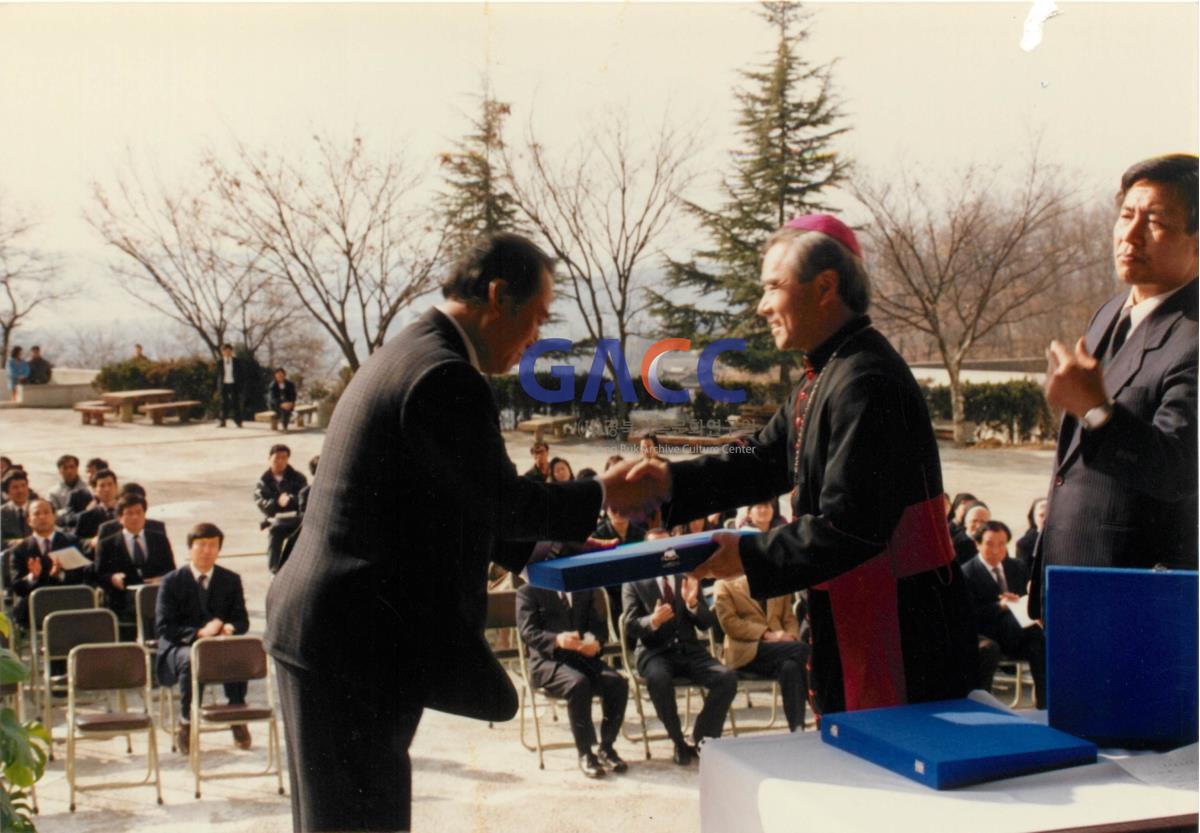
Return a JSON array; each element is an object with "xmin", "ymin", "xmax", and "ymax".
[
  {"xmin": 961, "ymin": 521, "xmax": 1045, "ymax": 708},
  {"xmin": 264, "ymin": 233, "xmax": 662, "ymax": 832},
  {"xmin": 91, "ymin": 494, "xmax": 175, "ymax": 618},
  {"xmin": 516, "ymin": 579, "xmax": 629, "ymax": 778},
  {"xmin": 1032, "ymin": 154, "xmax": 1199, "ymax": 613},
  {"xmin": 156, "ymin": 522, "xmax": 250, "ymax": 754}
]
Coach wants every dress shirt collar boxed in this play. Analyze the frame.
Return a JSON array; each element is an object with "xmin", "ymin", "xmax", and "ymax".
[
  {"xmin": 434, "ymin": 305, "xmax": 482, "ymax": 373},
  {"xmin": 189, "ymin": 563, "xmax": 213, "ymax": 584},
  {"xmin": 34, "ymin": 533, "xmax": 53, "ymax": 553},
  {"xmin": 1121, "ymin": 283, "xmax": 1187, "ymax": 336},
  {"xmin": 805, "ymin": 315, "xmax": 873, "ymax": 373},
  {"xmin": 123, "ymin": 528, "xmax": 143, "ymax": 554}
]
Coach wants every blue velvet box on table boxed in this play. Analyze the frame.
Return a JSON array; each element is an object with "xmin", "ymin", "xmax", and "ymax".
[
  {"xmin": 525, "ymin": 528, "xmax": 759, "ymax": 592},
  {"xmin": 820, "ymin": 698, "xmax": 1097, "ymax": 789},
  {"xmin": 1045, "ymin": 566, "xmax": 1199, "ymax": 749}
]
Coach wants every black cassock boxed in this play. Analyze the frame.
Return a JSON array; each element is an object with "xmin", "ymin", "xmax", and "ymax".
[{"xmin": 666, "ymin": 316, "xmax": 976, "ymax": 715}]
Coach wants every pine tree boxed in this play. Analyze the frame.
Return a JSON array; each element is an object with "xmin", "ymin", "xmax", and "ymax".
[
  {"xmin": 650, "ymin": 2, "xmax": 849, "ymax": 389},
  {"xmin": 437, "ymin": 85, "xmax": 522, "ymax": 254}
]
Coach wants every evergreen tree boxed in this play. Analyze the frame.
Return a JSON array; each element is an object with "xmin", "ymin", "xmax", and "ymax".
[
  {"xmin": 650, "ymin": 2, "xmax": 849, "ymax": 389},
  {"xmin": 437, "ymin": 85, "xmax": 522, "ymax": 254}
]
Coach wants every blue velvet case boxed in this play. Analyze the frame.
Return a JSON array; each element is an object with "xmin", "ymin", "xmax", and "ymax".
[
  {"xmin": 525, "ymin": 528, "xmax": 760, "ymax": 591},
  {"xmin": 820, "ymin": 698, "xmax": 1097, "ymax": 790},
  {"xmin": 1045, "ymin": 566, "xmax": 1199, "ymax": 749}
]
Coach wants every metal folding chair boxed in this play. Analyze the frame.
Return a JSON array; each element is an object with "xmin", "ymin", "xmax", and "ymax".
[
  {"xmin": 189, "ymin": 636, "xmax": 285, "ymax": 799},
  {"xmin": 27, "ymin": 585, "xmax": 96, "ymax": 713},
  {"xmin": 134, "ymin": 584, "xmax": 177, "ymax": 747},
  {"xmin": 66, "ymin": 642, "xmax": 163, "ymax": 811},
  {"xmin": 42, "ymin": 608, "xmax": 119, "ymax": 759}
]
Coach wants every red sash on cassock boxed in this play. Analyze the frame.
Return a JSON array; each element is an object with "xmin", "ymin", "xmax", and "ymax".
[{"xmin": 812, "ymin": 495, "xmax": 954, "ymax": 711}]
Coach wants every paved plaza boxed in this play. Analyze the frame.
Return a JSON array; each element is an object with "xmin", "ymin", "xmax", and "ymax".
[{"xmin": 0, "ymin": 407, "xmax": 1053, "ymax": 832}]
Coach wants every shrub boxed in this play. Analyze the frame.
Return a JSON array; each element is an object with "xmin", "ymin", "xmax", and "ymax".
[
  {"xmin": 95, "ymin": 350, "xmax": 272, "ymax": 418},
  {"xmin": 922, "ymin": 380, "xmax": 1053, "ymax": 444}
]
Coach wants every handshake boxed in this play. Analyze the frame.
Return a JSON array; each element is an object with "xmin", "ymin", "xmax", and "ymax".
[{"xmin": 596, "ymin": 457, "xmax": 672, "ymax": 522}]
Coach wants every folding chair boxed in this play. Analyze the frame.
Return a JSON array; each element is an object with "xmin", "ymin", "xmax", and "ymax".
[
  {"xmin": 42, "ymin": 608, "xmax": 118, "ymax": 759},
  {"xmin": 485, "ymin": 590, "xmax": 527, "ymax": 729},
  {"xmin": 604, "ymin": 587, "xmax": 702, "ymax": 760},
  {"xmin": 706, "ymin": 629, "xmax": 782, "ymax": 736},
  {"xmin": 134, "ymin": 584, "xmax": 177, "ymax": 747},
  {"xmin": 189, "ymin": 636, "xmax": 285, "ymax": 799},
  {"xmin": 993, "ymin": 657, "xmax": 1032, "ymax": 708},
  {"xmin": 0, "ymin": 630, "xmax": 38, "ymax": 815},
  {"xmin": 514, "ymin": 588, "xmax": 620, "ymax": 769},
  {"xmin": 27, "ymin": 585, "xmax": 96, "ymax": 713},
  {"xmin": 66, "ymin": 643, "xmax": 163, "ymax": 811}
]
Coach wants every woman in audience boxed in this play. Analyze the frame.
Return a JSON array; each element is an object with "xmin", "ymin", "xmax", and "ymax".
[
  {"xmin": 547, "ymin": 457, "xmax": 574, "ymax": 483},
  {"xmin": 948, "ymin": 491, "xmax": 978, "ymax": 536},
  {"xmin": 1015, "ymin": 497, "xmax": 1047, "ymax": 569},
  {"xmin": 739, "ymin": 499, "xmax": 784, "ymax": 533}
]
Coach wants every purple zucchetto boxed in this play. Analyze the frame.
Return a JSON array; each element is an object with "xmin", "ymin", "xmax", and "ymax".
[{"xmin": 783, "ymin": 214, "xmax": 863, "ymax": 259}]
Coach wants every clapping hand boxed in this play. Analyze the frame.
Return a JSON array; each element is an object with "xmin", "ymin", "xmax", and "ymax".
[
  {"xmin": 650, "ymin": 598, "xmax": 675, "ymax": 630},
  {"xmin": 681, "ymin": 575, "xmax": 701, "ymax": 608},
  {"xmin": 1045, "ymin": 338, "xmax": 1107, "ymax": 419}
]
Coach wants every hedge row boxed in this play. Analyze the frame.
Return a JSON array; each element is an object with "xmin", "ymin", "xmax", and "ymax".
[
  {"xmin": 94, "ymin": 353, "xmax": 274, "ymax": 419},
  {"xmin": 923, "ymin": 380, "xmax": 1054, "ymax": 444}
]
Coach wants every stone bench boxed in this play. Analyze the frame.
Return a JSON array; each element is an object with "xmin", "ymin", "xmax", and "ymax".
[
  {"xmin": 73, "ymin": 401, "xmax": 115, "ymax": 427},
  {"xmin": 516, "ymin": 415, "xmax": 576, "ymax": 439},
  {"xmin": 254, "ymin": 403, "xmax": 318, "ymax": 431},
  {"xmin": 138, "ymin": 400, "xmax": 203, "ymax": 425}
]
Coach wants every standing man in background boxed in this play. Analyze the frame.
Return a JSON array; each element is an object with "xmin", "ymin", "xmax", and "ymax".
[
  {"xmin": 216, "ymin": 343, "xmax": 244, "ymax": 428},
  {"xmin": 1032, "ymin": 154, "xmax": 1198, "ymax": 613}
]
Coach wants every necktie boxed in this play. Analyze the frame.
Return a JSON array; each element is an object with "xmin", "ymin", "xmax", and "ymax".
[
  {"xmin": 661, "ymin": 576, "xmax": 676, "ymax": 606},
  {"xmin": 1105, "ymin": 310, "xmax": 1132, "ymax": 366},
  {"xmin": 132, "ymin": 535, "xmax": 146, "ymax": 567},
  {"xmin": 992, "ymin": 565, "xmax": 1008, "ymax": 594},
  {"xmin": 198, "ymin": 573, "xmax": 210, "ymax": 611},
  {"xmin": 40, "ymin": 537, "xmax": 49, "ymax": 557}
]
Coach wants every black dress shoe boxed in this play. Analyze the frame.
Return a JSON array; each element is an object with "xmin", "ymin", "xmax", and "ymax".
[
  {"xmin": 597, "ymin": 745, "xmax": 628, "ymax": 773},
  {"xmin": 672, "ymin": 741, "xmax": 694, "ymax": 766},
  {"xmin": 579, "ymin": 751, "xmax": 605, "ymax": 778}
]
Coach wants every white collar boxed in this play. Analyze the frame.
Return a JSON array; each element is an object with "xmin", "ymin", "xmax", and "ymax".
[
  {"xmin": 435, "ymin": 305, "xmax": 482, "ymax": 373},
  {"xmin": 189, "ymin": 563, "xmax": 213, "ymax": 583},
  {"xmin": 976, "ymin": 553, "xmax": 1005, "ymax": 573},
  {"xmin": 1121, "ymin": 283, "xmax": 1187, "ymax": 335}
]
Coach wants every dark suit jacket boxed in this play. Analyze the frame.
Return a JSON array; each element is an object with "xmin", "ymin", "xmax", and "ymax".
[
  {"xmin": 215, "ymin": 355, "xmax": 245, "ymax": 391},
  {"xmin": 1031, "ymin": 279, "xmax": 1199, "ymax": 616},
  {"xmin": 961, "ymin": 556, "xmax": 1030, "ymax": 650},
  {"xmin": 622, "ymin": 576, "xmax": 718, "ymax": 673},
  {"xmin": 91, "ymin": 529, "xmax": 175, "ymax": 612},
  {"xmin": 268, "ymin": 379, "xmax": 297, "ymax": 410},
  {"xmin": 254, "ymin": 466, "xmax": 308, "ymax": 527},
  {"xmin": 96, "ymin": 517, "xmax": 166, "ymax": 542},
  {"xmin": 264, "ymin": 307, "xmax": 604, "ymax": 721},
  {"xmin": 0, "ymin": 501, "xmax": 32, "ymax": 544},
  {"xmin": 74, "ymin": 503, "xmax": 117, "ymax": 549},
  {"xmin": 7, "ymin": 532, "xmax": 88, "ymax": 611},
  {"xmin": 155, "ymin": 564, "xmax": 249, "ymax": 685},
  {"xmin": 516, "ymin": 586, "xmax": 609, "ymax": 689}
]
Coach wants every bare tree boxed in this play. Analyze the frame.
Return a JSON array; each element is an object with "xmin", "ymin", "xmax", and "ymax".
[
  {"xmin": 853, "ymin": 155, "xmax": 1103, "ymax": 442},
  {"xmin": 87, "ymin": 161, "xmax": 295, "ymax": 360},
  {"xmin": 505, "ymin": 116, "xmax": 696, "ymax": 417},
  {"xmin": 0, "ymin": 200, "xmax": 71, "ymax": 367},
  {"xmin": 207, "ymin": 133, "xmax": 448, "ymax": 371}
]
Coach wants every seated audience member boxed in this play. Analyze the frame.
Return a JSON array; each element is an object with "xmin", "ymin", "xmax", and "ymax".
[
  {"xmin": 1, "ymin": 470, "xmax": 33, "ymax": 545},
  {"xmin": 738, "ymin": 499, "xmax": 785, "ymax": 533},
  {"xmin": 91, "ymin": 494, "xmax": 175, "ymax": 617},
  {"xmin": 547, "ymin": 456, "xmax": 574, "ymax": 483},
  {"xmin": 8, "ymin": 499, "xmax": 87, "ymax": 627},
  {"xmin": 576, "ymin": 467, "xmax": 597, "ymax": 481},
  {"xmin": 953, "ymin": 502, "xmax": 990, "ymax": 565},
  {"xmin": 25, "ymin": 346, "xmax": 52, "ymax": 385},
  {"xmin": 267, "ymin": 367, "xmax": 298, "ymax": 432},
  {"xmin": 7, "ymin": 346, "xmax": 29, "ymax": 399},
  {"xmin": 947, "ymin": 492, "xmax": 978, "ymax": 538},
  {"xmin": 622, "ymin": 530, "xmax": 737, "ymax": 765},
  {"xmin": 523, "ymin": 441, "xmax": 551, "ymax": 482},
  {"xmin": 74, "ymin": 469, "xmax": 120, "ymax": 551},
  {"xmin": 639, "ymin": 433, "xmax": 660, "ymax": 461},
  {"xmin": 95, "ymin": 483, "xmax": 167, "ymax": 540},
  {"xmin": 977, "ymin": 636, "xmax": 1002, "ymax": 693},
  {"xmin": 1015, "ymin": 497, "xmax": 1047, "ymax": 570},
  {"xmin": 595, "ymin": 506, "xmax": 645, "ymax": 623},
  {"xmin": 516, "ymin": 573, "xmax": 630, "ymax": 778},
  {"xmin": 156, "ymin": 522, "xmax": 251, "ymax": 754},
  {"xmin": 603, "ymin": 455, "xmax": 624, "ymax": 472},
  {"xmin": 713, "ymin": 577, "xmax": 809, "ymax": 732},
  {"xmin": 48, "ymin": 454, "xmax": 91, "ymax": 529},
  {"xmin": 84, "ymin": 458, "xmax": 110, "ymax": 483},
  {"xmin": 0, "ymin": 457, "xmax": 11, "ymax": 480},
  {"xmin": 962, "ymin": 520, "xmax": 1046, "ymax": 708},
  {"xmin": 254, "ymin": 444, "xmax": 307, "ymax": 574}
]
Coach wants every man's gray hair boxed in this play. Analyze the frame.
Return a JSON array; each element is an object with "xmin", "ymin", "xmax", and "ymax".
[{"xmin": 763, "ymin": 227, "xmax": 871, "ymax": 315}]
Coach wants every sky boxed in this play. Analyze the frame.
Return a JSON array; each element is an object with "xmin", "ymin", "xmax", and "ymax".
[{"xmin": 1, "ymin": 1, "xmax": 1196, "ymax": 344}]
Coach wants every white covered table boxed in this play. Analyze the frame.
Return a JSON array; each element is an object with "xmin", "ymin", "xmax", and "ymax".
[{"xmin": 700, "ymin": 729, "xmax": 1197, "ymax": 833}]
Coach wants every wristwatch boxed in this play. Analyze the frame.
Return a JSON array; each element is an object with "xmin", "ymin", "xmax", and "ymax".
[{"xmin": 1081, "ymin": 400, "xmax": 1114, "ymax": 430}]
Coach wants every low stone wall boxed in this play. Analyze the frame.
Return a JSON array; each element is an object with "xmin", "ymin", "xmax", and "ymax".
[{"xmin": 15, "ymin": 367, "xmax": 100, "ymax": 408}]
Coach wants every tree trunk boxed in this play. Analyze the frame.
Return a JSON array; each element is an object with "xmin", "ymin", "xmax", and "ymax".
[{"xmin": 947, "ymin": 363, "xmax": 969, "ymax": 445}]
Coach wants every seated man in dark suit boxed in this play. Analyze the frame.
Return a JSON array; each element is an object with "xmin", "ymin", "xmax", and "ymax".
[
  {"xmin": 622, "ymin": 531, "xmax": 737, "ymax": 764},
  {"xmin": 48, "ymin": 454, "xmax": 91, "ymax": 530},
  {"xmin": 254, "ymin": 444, "xmax": 307, "ymax": 574},
  {"xmin": 1, "ymin": 470, "xmax": 33, "ymax": 547},
  {"xmin": 8, "ymin": 499, "xmax": 88, "ymax": 628},
  {"xmin": 91, "ymin": 494, "xmax": 175, "ymax": 618},
  {"xmin": 516, "ymin": 579, "xmax": 629, "ymax": 778},
  {"xmin": 522, "ymin": 440, "xmax": 551, "ymax": 482},
  {"xmin": 74, "ymin": 469, "xmax": 120, "ymax": 553},
  {"xmin": 95, "ymin": 482, "xmax": 167, "ymax": 542},
  {"xmin": 953, "ymin": 502, "xmax": 991, "ymax": 565},
  {"xmin": 267, "ymin": 367, "xmax": 298, "ymax": 432},
  {"xmin": 961, "ymin": 520, "xmax": 1046, "ymax": 708},
  {"xmin": 156, "ymin": 522, "xmax": 251, "ymax": 755}
]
